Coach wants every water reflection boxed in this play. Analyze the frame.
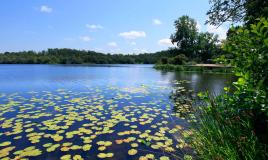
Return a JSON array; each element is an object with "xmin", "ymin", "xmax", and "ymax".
[
  {"xmin": 158, "ymin": 70, "xmax": 234, "ymax": 95},
  {"xmin": 0, "ymin": 64, "xmax": 234, "ymax": 94}
]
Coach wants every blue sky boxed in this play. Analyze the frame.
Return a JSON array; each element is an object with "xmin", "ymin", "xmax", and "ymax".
[{"xmin": 0, "ymin": 0, "xmax": 229, "ymax": 54}]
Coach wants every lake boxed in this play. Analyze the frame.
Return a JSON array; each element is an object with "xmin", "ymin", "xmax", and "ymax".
[{"xmin": 0, "ymin": 64, "xmax": 233, "ymax": 160}]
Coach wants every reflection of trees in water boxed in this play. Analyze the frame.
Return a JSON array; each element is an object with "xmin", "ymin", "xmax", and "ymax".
[
  {"xmin": 159, "ymin": 70, "xmax": 234, "ymax": 95},
  {"xmin": 169, "ymin": 80, "xmax": 196, "ymax": 123}
]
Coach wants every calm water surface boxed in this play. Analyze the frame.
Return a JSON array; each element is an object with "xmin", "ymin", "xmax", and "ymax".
[
  {"xmin": 0, "ymin": 64, "xmax": 233, "ymax": 160},
  {"xmin": 0, "ymin": 64, "xmax": 232, "ymax": 93}
]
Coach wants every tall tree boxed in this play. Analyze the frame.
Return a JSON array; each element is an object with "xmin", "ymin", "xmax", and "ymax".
[
  {"xmin": 196, "ymin": 32, "xmax": 220, "ymax": 62},
  {"xmin": 206, "ymin": 0, "xmax": 268, "ymax": 26},
  {"xmin": 170, "ymin": 15, "xmax": 198, "ymax": 58}
]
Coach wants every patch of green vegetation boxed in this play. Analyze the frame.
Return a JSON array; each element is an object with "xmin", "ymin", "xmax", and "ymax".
[
  {"xmin": 154, "ymin": 64, "xmax": 232, "ymax": 73},
  {"xmin": 183, "ymin": 17, "xmax": 268, "ymax": 159}
]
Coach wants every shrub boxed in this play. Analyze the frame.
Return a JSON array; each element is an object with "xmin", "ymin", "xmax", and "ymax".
[
  {"xmin": 160, "ymin": 57, "xmax": 169, "ymax": 64},
  {"xmin": 169, "ymin": 54, "xmax": 188, "ymax": 65},
  {"xmin": 188, "ymin": 18, "xmax": 268, "ymax": 159}
]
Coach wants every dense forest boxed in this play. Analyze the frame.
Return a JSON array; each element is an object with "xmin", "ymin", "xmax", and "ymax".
[{"xmin": 0, "ymin": 48, "xmax": 180, "ymax": 64}]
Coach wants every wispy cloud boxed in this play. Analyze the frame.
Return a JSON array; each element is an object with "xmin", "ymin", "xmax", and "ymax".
[
  {"xmin": 107, "ymin": 42, "xmax": 118, "ymax": 47},
  {"xmin": 133, "ymin": 48, "xmax": 149, "ymax": 53},
  {"xmin": 153, "ymin": 19, "xmax": 162, "ymax": 25},
  {"xmin": 94, "ymin": 48, "xmax": 105, "ymax": 52},
  {"xmin": 158, "ymin": 38, "xmax": 173, "ymax": 46},
  {"xmin": 40, "ymin": 5, "xmax": 52, "ymax": 13},
  {"xmin": 207, "ymin": 25, "xmax": 227, "ymax": 40},
  {"xmin": 80, "ymin": 36, "xmax": 91, "ymax": 42},
  {"xmin": 110, "ymin": 48, "xmax": 122, "ymax": 54},
  {"xmin": 86, "ymin": 24, "xmax": 104, "ymax": 30},
  {"xmin": 119, "ymin": 31, "xmax": 146, "ymax": 40}
]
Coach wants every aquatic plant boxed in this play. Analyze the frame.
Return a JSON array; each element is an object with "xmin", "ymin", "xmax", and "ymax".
[{"xmin": 0, "ymin": 85, "xmax": 193, "ymax": 159}]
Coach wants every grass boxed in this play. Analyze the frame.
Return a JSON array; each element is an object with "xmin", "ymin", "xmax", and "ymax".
[
  {"xmin": 184, "ymin": 93, "xmax": 267, "ymax": 160},
  {"xmin": 191, "ymin": 104, "xmax": 256, "ymax": 159},
  {"xmin": 170, "ymin": 81, "xmax": 267, "ymax": 159}
]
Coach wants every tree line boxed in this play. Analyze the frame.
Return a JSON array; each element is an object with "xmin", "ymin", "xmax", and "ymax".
[
  {"xmin": 0, "ymin": 15, "xmax": 225, "ymax": 65},
  {"xmin": 0, "ymin": 48, "xmax": 179, "ymax": 64}
]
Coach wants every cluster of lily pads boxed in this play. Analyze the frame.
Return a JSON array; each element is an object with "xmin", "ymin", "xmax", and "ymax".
[
  {"xmin": 171, "ymin": 81, "xmax": 197, "ymax": 123},
  {"xmin": 0, "ymin": 84, "xmax": 193, "ymax": 159}
]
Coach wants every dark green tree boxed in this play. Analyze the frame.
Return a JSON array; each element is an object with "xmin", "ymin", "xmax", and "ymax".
[
  {"xmin": 0, "ymin": 48, "xmax": 181, "ymax": 64},
  {"xmin": 160, "ymin": 57, "xmax": 168, "ymax": 64},
  {"xmin": 169, "ymin": 54, "xmax": 188, "ymax": 65},
  {"xmin": 170, "ymin": 15, "xmax": 198, "ymax": 58},
  {"xmin": 196, "ymin": 32, "xmax": 220, "ymax": 62}
]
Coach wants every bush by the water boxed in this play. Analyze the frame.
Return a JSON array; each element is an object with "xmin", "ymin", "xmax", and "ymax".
[{"xmin": 188, "ymin": 18, "xmax": 268, "ymax": 159}]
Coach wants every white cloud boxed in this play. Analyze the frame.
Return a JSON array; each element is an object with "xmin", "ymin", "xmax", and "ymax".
[
  {"xmin": 86, "ymin": 24, "xmax": 104, "ymax": 30},
  {"xmin": 119, "ymin": 31, "xmax": 146, "ymax": 39},
  {"xmin": 197, "ymin": 22, "xmax": 201, "ymax": 31},
  {"xmin": 80, "ymin": 36, "xmax": 91, "ymax": 42},
  {"xmin": 207, "ymin": 25, "xmax": 227, "ymax": 40},
  {"xmin": 107, "ymin": 42, "xmax": 118, "ymax": 47},
  {"xmin": 40, "ymin": 5, "xmax": 52, "ymax": 13},
  {"xmin": 110, "ymin": 48, "xmax": 122, "ymax": 54},
  {"xmin": 153, "ymin": 19, "xmax": 162, "ymax": 25},
  {"xmin": 94, "ymin": 48, "xmax": 105, "ymax": 52},
  {"xmin": 133, "ymin": 48, "xmax": 149, "ymax": 53},
  {"xmin": 158, "ymin": 38, "xmax": 173, "ymax": 46},
  {"xmin": 130, "ymin": 42, "xmax": 136, "ymax": 46}
]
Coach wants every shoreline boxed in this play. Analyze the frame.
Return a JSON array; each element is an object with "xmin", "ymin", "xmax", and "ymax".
[{"xmin": 154, "ymin": 64, "xmax": 233, "ymax": 74}]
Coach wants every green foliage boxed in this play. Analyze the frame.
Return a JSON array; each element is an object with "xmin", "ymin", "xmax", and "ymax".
[
  {"xmin": 224, "ymin": 18, "xmax": 268, "ymax": 144},
  {"xmin": 196, "ymin": 32, "xmax": 220, "ymax": 62},
  {"xmin": 168, "ymin": 54, "xmax": 188, "ymax": 65},
  {"xmin": 206, "ymin": 0, "xmax": 246, "ymax": 26},
  {"xmin": 183, "ymin": 154, "xmax": 193, "ymax": 160},
  {"xmin": 171, "ymin": 15, "xmax": 198, "ymax": 58},
  {"xmin": 160, "ymin": 57, "xmax": 169, "ymax": 64},
  {"xmin": 206, "ymin": 0, "xmax": 268, "ymax": 26},
  {"xmin": 191, "ymin": 93, "xmax": 261, "ymax": 160},
  {"xmin": 0, "ymin": 48, "xmax": 178, "ymax": 64},
  {"xmin": 224, "ymin": 18, "xmax": 268, "ymax": 87},
  {"xmin": 0, "ymin": 48, "xmax": 186, "ymax": 65},
  {"xmin": 190, "ymin": 18, "xmax": 268, "ymax": 159},
  {"xmin": 154, "ymin": 64, "xmax": 231, "ymax": 73},
  {"xmin": 160, "ymin": 57, "xmax": 168, "ymax": 64},
  {"xmin": 170, "ymin": 15, "xmax": 222, "ymax": 62}
]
